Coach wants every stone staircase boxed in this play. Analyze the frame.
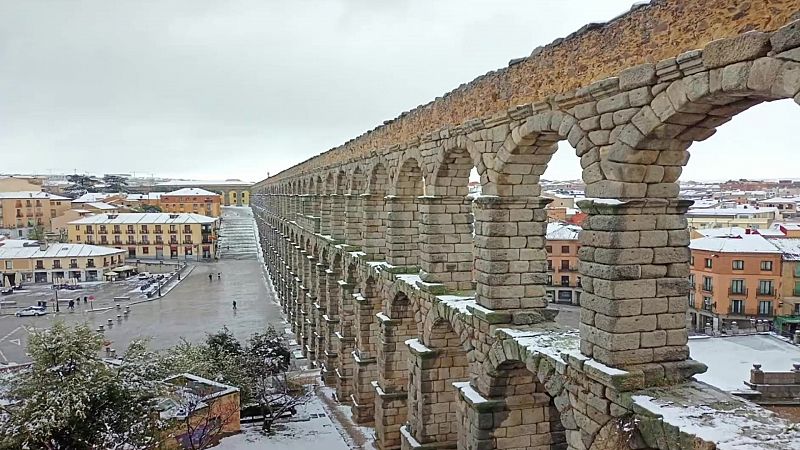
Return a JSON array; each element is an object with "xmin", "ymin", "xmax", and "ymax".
[{"xmin": 217, "ymin": 207, "xmax": 260, "ymax": 260}]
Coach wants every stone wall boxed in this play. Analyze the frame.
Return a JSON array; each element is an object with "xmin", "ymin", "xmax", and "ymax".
[{"xmin": 251, "ymin": 6, "xmax": 800, "ymax": 450}]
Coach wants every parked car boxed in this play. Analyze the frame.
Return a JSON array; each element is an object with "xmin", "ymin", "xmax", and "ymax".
[
  {"xmin": 137, "ymin": 272, "xmax": 151, "ymax": 280},
  {"xmin": 15, "ymin": 306, "xmax": 48, "ymax": 317}
]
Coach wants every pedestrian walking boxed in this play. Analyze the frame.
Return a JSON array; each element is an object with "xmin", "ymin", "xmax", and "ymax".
[
  {"xmin": 208, "ymin": 273, "xmax": 213, "ymax": 282},
  {"xmin": 68, "ymin": 300, "xmax": 74, "ymax": 311},
  {"xmin": 83, "ymin": 296, "xmax": 87, "ymax": 304},
  {"xmin": 217, "ymin": 272, "xmax": 221, "ymax": 280},
  {"xmin": 232, "ymin": 300, "xmax": 237, "ymax": 310}
]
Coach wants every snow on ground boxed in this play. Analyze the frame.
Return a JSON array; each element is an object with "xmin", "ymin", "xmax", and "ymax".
[
  {"xmin": 688, "ymin": 334, "xmax": 800, "ymax": 391},
  {"xmin": 213, "ymin": 398, "xmax": 349, "ymax": 450}
]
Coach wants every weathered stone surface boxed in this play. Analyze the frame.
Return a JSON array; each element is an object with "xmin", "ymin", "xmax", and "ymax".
[
  {"xmin": 703, "ymin": 32, "xmax": 772, "ymax": 69},
  {"xmin": 771, "ymin": 20, "xmax": 800, "ymax": 53}
]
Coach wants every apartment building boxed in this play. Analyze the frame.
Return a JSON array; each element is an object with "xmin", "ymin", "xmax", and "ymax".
[
  {"xmin": 160, "ymin": 188, "xmax": 222, "ymax": 217},
  {"xmin": 67, "ymin": 213, "xmax": 218, "ymax": 260},
  {"xmin": 686, "ymin": 206, "xmax": 779, "ymax": 231},
  {"xmin": 545, "ymin": 222, "xmax": 582, "ymax": 305},
  {"xmin": 0, "ymin": 240, "xmax": 126, "ymax": 284},
  {"xmin": 758, "ymin": 197, "xmax": 800, "ymax": 218},
  {"xmin": 0, "ymin": 191, "xmax": 71, "ymax": 238},
  {"xmin": 689, "ymin": 235, "xmax": 784, "ymax": 333}
]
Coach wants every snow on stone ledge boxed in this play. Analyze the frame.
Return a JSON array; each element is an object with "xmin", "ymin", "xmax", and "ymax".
[
  {"xmin": 438, "ymin": 295, "xmax": 475, "ymax": 315},
  {"xmin": 405, "ymin": 338, "xmax": 432, "ymax": 354},
  {"xmin": 453, "ymin": 381, "xmax": 491, "ymax": 405},
  {"xmin": 632, "ymin": 381, "xmax": 800, "ymax": 450},
  {"xmin": 395, "ymin": 273, "xmax": 422, "ymax": 290}
]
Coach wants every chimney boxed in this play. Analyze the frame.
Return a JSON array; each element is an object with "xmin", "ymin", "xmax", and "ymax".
[{"xmin": 39, "ymin": 241, "xmax": 48, "ymax": 251}]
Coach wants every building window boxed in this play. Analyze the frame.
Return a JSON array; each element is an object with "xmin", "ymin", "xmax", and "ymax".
[
  {"xmin": 546, "ymin": 275, "xmax": 552, "ymax": 285},
  {"xmin": 758, "ymin": 280, "xmax": 774, "ymax": 295},
  {"xmin": 758, "ymin": 300, "xmax": 772, "ymax": 316},
  {"xmin": 545, "ymin": 245, "xmax": 552, "ymax": 253},
  {"xmin": 794, "ymin": 281, "xmax": 800, "ymax": 297},
  {"xmin": 690, "ymin": 255, "xmax": 694, "ymax": 265},
  {"xmin": 731, "ymin": 299, "xmax": 744, "ymax": 315},
  {"xmin": 155, "ymin": 225, "xmax": 162, "ymax": 234},
  {"xmin": 113, "ymin": 225, "xmax": 120, "ymax": 234},
  {"xmin": 561, "ymin": 246, "xmax": 570, "ymax": 254},
  {"xmin": 4, "ymin": 261, "xmax": 11, "ymax": 270},
  {"xmin": 70, "ymin": 259, "xmax": 77, "ymax": 268},
  {"xmin": 560, "ymin": 260, "xmax": 570, "ymax": 270},
  {"xmin": 547, "ymin": 260, "xmax": 553, "ymax": 271},
  {"xmin": 703, "ymin": 296, "xmax": 713, "ymax": 311},
  {"xmin": 127, "ymin": 225, "xmax": 134, "ymax": 234},
  {"xmin": 183, "ymin": 225, "xmax": 191, "ymax": 234},
  {"xmin": 702, "ymin": 276, "xmax": 713, "ymax": 292},
  {"xmin": 169, "ymin": 225, "xmax": 176, "ymax": 233},
  {"xmin": 688, "ymin": 291, "xmax": 695, "ymax": 308},
  {"xmin": 730, "ymin": 279, "xmax": 745, "ymax": 295},
  {"xmin": 732, "ymin": 260, "xmax": 744, "ymax": 270},
  {"xmin": 141, "ymin": 225, "xmax": 148, "ymax": 234},
  {"xmin": 704, "ymin": 258, "xmax": 713, "ymax": 268},
  {"xmin": 560, "ymin": 275, "xmax": 569, "ymax": 286},
  {"xmin": 142, "ymin": 246, "xmax": 149, "ymax": 255},
  {"xmin": 760, "ymin": 260, "xmax": 773, "ymax": 271}
]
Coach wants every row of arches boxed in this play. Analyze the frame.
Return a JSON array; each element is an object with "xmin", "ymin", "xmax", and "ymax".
[{"xmin": 253, "ymin": 22, "xmax": 800, "ymax": 450}]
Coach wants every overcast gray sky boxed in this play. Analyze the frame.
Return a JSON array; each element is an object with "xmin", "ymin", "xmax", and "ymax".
[{"xmin": 0, "ymin": 0, "xmax": 796, "ymax": 183}]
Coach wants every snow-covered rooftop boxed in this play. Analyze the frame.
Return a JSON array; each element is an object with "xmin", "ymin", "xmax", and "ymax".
[
  {"xmin": 689, "ymin": 235, "xmax": 781, "ymax": 254},
  {"xmin": 0, "ymin": 241, "xmax": 125, "ymax": 259},
  {"xmin": 765, "ymin": 238, "xmax": 800, "ymax": 261},
  {"xmin": 69, "ymin": 212, "xmax": 216, "ymax": 225},
  {"xmin": 71, "ymin": 192, "xmax": 120, "ymax": 203},
  {"xmin": 546, "ymin": 222, "xmax": 582, "ymax": 240},
  {"xmin": 757, "ymin": 196, "xmax": 800, "ymax": 204},
  {"xmin": 86, "ymin": 202, "xmax": 118, "ymax": 210},
  {"xmin": 164, "ymin": 187, "xmax": 220, "ymax": 196},
  {"xmin": 126, "ymin": 193, "xmax": 163, "ymax": 201},
  {"xmin": 156, "ymin": 179, "xmax": 252, "ymax": 187},
  {"xmin": 688, "ymin": 334, "xmax": 800, "ymax": 392},
  {"xmin": 686, "ymin": 207, "xmax": 778, "ymax": 217},
  {"xmin": 0, "ymin": 191, "xmax": 69, "ymax": 200}
]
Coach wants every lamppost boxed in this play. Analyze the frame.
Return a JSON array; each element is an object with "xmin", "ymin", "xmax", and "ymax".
[{"xmin": 53, "ymin": 283, "xmax": 60, "ymax": 313}]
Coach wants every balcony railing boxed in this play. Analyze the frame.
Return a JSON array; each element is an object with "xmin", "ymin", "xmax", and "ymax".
[
  {"xmin": 701, "ymin": 285, "xmax": 713, "ymax": 293},
  {"xmin": 728, "ymin": 306, "xmax": 745, "ymax": 315},
  {"xmin": 757, "ymin": 288, "xmax": 776, "ymax": 297},
  {"xmin": 702, "ymin": 303, "xmax": 714, "ymax": 312},
  {"xmin": 35, "ymin": 265, "xmax": 44, "ymax": 270},
  {"xmin": 87, "ymin": 263, "xmax": 96, "ymax": 268},
  {"xmin": 69, "ymin": 264, "xmax": 78, "ymax": 269},
  {"xmin": 728, "ymin": 287, "xmax": 748, "ymax": 296},
  {"xmin": 183, "ymin": 240, "xmax": 193, "ymax": 245}
]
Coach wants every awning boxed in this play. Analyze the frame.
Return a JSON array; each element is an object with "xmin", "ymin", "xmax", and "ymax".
[
  {"xmin": 115, "ymin": 265, "xmax": 136, "ymax": 272},
  {"xmin": 104, "ymin": 271, "xmax": 118, "ymax": 277}
]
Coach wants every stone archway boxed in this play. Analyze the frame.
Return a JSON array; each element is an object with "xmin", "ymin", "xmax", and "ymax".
[{"xmin": 387, "ymin": 155, "xmax": 426, "ymax": 268}]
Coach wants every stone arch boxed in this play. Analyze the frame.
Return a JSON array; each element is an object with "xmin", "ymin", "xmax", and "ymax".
[
  {"xmin": 489, "ymin": 110, "xmax": 583, "ymax": 197},
  {"xmin": 407, "ymin": 316, "xmax": 470, "ymax": 447},
  {"xmin": 392, "ymin": 152, "xmax": 427, "ymax": 197},
  {"xmin": 421, "ymin": 305, "xmax": 477, "ymax": 380},
  {"xmin": 349, "ymin": 165, "xmax": 366, "ymax": 194},
  {"xmin": 476, "ymin": 342, "xmax": 575, "ymax": 450},
  {"xmin": 386, "ymin": 154, "xmax": 426, "ymax": 267},
  {"xmin": 429, "ymin": 144, "xmax": 475, "ymax": 197},
  {"xmin": 367, "ymin": 159, "xmax": 390, "ymax": 195},
  {"xmin": 363, "ymin": 160, "xmax": 390, "ymax": 260}
]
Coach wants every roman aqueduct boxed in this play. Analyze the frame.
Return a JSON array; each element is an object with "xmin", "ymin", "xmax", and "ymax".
[{"xmin": 252, "ymin": 2, "xmax": 800, "ymax": 449}]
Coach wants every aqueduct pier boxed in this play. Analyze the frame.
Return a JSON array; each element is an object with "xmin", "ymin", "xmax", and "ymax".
[{"xmin": 252, "ymin": 1, "xmax": 800, "ymax": 449}]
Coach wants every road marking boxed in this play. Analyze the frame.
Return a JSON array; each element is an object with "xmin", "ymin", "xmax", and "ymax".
[
  {"xmin": 9, "ymin": 339, "xmax": 20, "ymax": 346},
  {"xmin": 0, "ymin": 326, "xmax": 22, "ymax": 344}
]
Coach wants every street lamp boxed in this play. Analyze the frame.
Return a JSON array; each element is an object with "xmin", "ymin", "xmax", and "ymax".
[{"xmin": 53, "ymin": 283, "xmax": 60, "ymax": 313}]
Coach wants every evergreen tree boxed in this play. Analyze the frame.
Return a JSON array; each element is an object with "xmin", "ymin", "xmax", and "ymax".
[{"xmin": 0, "ymin": 323, "xmax": 163, "ymax": 449}]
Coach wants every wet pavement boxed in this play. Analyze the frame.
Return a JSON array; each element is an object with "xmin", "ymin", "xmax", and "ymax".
[{"xmin": 0, "ymin": 207, "xmax": 284, "ymax": 364}]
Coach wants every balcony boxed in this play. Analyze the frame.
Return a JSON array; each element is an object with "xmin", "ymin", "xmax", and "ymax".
[
  {"xmin": 202, "ymin": 238, "xmax": 213, "ymax": 244},
  {"xmin": 701, "ymin": 285, "xmax": 713, "ymax": 293},
  {"xmin": 52, "ymin": 264, "xmax": 61, "ymax": 270},
  {"xmin": 183, "ymin": 240, "xmax": 193, "ymax": 245},
  {"xmin": 702, "ymin": 303, "xmax": 714, "ymax": 312},
  {"xmin": 728, "ymin": 287, "xmax": 748, "ymax": 296},
  {"xmin": 98, "ymin": 230, "xmax": 108, "ymax": 235},
  {"xmin": 87, "ymin": 263, "xmax": 96, "ymax": 268},
  {"xmin": 559, "ymin": 266, "xmax": 579, "ymax": 272},
  {"xmin": 69, "ymin": 263, "xmax": 78, "ymax": 269},
  {"xmin": 35, "ymin": 264, "xmax": 44, "ymax": 270},
  {"xmin": 112, "ymin": 229, "xmax": 121, "ymax": 234},
  {"xmin": 757, "ymin": 288, "xmax": 776, "ymax": 297}
]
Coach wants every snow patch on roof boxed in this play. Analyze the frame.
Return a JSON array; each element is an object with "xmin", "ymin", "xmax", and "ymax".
[{"xmin": 689, "ymin": 235, "xmax": 781, "ymax": 254}]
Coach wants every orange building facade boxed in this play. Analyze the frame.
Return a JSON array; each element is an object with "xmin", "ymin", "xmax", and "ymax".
[
  {"xmin": 545, "ymin": 223, "xmax": 582, "ymax": 305},
  {"xmin": 689, "ymin": 235, "xmax": 784, "ymax": 333},
  {"xmin": 160, "ymin": 188, "xmax": 222, "ymax": 218}
]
